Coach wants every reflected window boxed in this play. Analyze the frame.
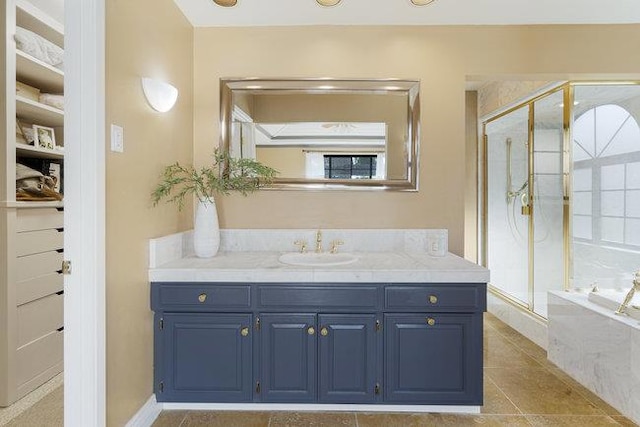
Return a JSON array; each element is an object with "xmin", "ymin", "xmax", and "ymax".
[
  {"xmin": 573, "ymin": 104, "xmax": 640, "ymax": 248},
  {"xmin": 323, "ymin": 155, "xmax": 377, "ymax": 179}
]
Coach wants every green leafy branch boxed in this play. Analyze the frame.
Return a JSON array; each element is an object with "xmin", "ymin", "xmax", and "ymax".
[{"xmin": 151, "ymin": 148, "xmax": 278, "ymax": 210}]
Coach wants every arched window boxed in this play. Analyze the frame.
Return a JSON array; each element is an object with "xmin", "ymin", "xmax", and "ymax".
[{"xmin": 573, "ymin": 104, "xmax": 640, "ymax": 247}]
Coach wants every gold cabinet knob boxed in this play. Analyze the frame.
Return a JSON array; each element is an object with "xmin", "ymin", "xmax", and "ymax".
[
  {"xmin": 320, "ymin": 327, "xmax": 329, "ymax": 336},
  {"xmin": 198, "ymin": 293, "xmax": 207, "ymax": 303},
  {"xmin": 307, "ymin": 326, "xmax": 315, "ymax": 335},
  {"xmin": 429, "ymin": 295, "xmax": 438, "ymax": 304},
  {"xmin": 426, "ymin": 317, "xmax": 436, "ymax": 326},
  {"xmin": 241, "ymin": 327, "xmax": 249, "ymax": 337}
]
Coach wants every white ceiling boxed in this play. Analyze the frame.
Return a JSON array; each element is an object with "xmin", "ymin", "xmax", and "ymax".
[{"xmin": 173, "ymin": 0, "xmax": 640, "ymax": 27}]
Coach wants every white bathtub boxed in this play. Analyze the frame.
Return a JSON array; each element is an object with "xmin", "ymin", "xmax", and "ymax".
[{"xmin": 548, "ymin": 290, "xmax": 640, "ymax": 425}]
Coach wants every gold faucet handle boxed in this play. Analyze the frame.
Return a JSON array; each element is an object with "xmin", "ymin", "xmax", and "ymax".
[
  {"xmin": 294, "ymin": 240, "xmax": 307, "ymax": 253},
  {"xmin": 330, "ymin": 240, "xmax": 344, "ymax": 254}
]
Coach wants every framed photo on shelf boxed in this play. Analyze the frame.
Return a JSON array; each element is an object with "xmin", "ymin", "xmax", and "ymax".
[{"xmin": 33, "ymin": 125, "xmax": 56, "ymax": 150}]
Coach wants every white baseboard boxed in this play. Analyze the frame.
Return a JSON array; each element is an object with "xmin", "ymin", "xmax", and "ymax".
[
  {"xmin": 161, "ymin": 402, "xmax": 481, "ymax": 414},
  {"xmin": 128, "ymin": 395, "xmax": 481, "ymax": 424},
  {"xmin": 125, "ymin": 395, "xmax": 162, "ymax": 427}
]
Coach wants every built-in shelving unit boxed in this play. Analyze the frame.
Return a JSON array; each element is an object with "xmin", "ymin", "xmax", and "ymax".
[
  {"xmin": 1, "ymin": 0, "xmax": 64, "ymax": 407},
  {"xmin": 15, "ymin": 142, "xmax": 64, "ymax": 160},
  {"xmin": 16, "ymin": 50, "xmax": 64, "ymax": 93},
  {"xmin": 16, "ymin": 95, "xmax": 64, "ymax": 127}
]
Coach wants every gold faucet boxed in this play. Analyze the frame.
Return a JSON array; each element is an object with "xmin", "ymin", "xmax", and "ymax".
[
  {"xmin": 615, "ymin": 270, "xmax": 640, "ymax": 315},
  {"xmin": 330, "ymin": 240, "xmax": 344, "ymax": 254},
  {"xmin": 315, "ymin": 229, "xmax": 323, "ymax": 253},
  {"xmin": 294, "ymin": 240, "xmax": 307, "ymax": 253}
]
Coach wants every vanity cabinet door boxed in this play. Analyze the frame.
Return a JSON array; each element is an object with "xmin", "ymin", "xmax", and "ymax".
[
  {"xmin": 260, "ymin": 313, "xmax": 317, "ymax": 402},
  {"xmin": 384, "ymin": 313, "xmax": 482, "ymax": 405},
  {"xmin": 318, "ymin": 314, "xmax": 378, "ymax": 403},
  {"xmin": 159, "ymin": 313, "xmax": 253, "ymax": 402}
]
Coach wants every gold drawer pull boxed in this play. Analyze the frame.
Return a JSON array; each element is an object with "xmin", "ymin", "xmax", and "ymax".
[
  {"xmin": 320, "ymin": 327, "xmax": 329, "ymax": 336},
  {"xmin": 241, "ymin": 327, "xmax": 249, "ymax": 337},
  {"xmin": 198, "ymin": 293, "xmax": 207, "ymax": 303},
  {"xmin": 426, "ymin": 317, "xmax": 436, "ymax": 326},
  {"xmin": 307, "ymin": 326, "xmax": 315, "ymax": 335},
  {"xmin": 429, "ymin": 295, "xmax": 438, "ymax": 304}
]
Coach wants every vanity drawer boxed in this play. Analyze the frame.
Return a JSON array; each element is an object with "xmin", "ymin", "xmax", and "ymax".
[
  {"xmin": 16, "ymin": 208, "xmax": 63, "ymax": 232},
  {"xmin": 156, "ymin": 284, "xmax": 251, "ymax": 310},
  {"xmin": 16, "ymin": 329, "xmax": 63, "ymax": 386},
  {"xmin": 16, "ymin": 251, "xmax": 64, "ymax": 282},
  {"xmin": 17, "ymin": 292, "xmax": 64, "ymax": 347},
  {"xmin": 16, "ymin": 272, "xmax": 64, "ymax": 305},
  {"xmin": 258, "ymin": 285, "xmax": 379, "ymax": 311},
  {"xmin": 16, "ymin": 228, "xmax": 64, "ymax": 257},
  {"xmin": 385, "ymin": 284, "xmax": 486, "ymax": 312}
]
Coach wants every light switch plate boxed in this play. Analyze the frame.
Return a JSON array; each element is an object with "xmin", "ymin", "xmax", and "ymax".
[{"xmin": 110, "ymin": 124, "xmax": 124, "ymax": 153}]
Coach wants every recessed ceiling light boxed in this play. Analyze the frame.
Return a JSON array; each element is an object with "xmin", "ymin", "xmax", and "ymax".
[
  {"xmin": 213, "ymin": 0, "xmax": 237, "ymax": 7},
  {"xmin": 411, "ymin": 0, "xmax": 436, "ymax": 5},
  {"xmin": 316, "ymin": 0, "xmax": 341, "ymax": 6}
]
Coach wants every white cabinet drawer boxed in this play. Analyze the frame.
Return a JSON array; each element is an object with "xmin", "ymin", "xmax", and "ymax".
[
  {"xmin": 17, "ymin": 293, "xmax": 64, "ymax": 347},
  {"xmin": 16, "ymin": 229, "xmax": 63, "ymax": 257},
  {"xmin": 16, "ymin": 251, "xmax": 63, "ymax": 282},
  {"xmin": 16, "ymin": 272, "xmax": 63, "ymax": 306},
  {"xmin": 16, "ymin": 208, "xmax": 63, "ymax": 232},
  {"xmin": 16, "ymin": 330, "xmax": 63, "ymax": 386}
]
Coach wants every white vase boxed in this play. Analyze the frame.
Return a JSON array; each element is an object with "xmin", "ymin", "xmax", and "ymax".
[{"xmin": 193, "ymin": 198, "xmax": 220, "ymax": 258}]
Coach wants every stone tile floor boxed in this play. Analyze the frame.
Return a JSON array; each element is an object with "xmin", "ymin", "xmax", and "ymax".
[
  {"xmin": 152, "ymin": 313, "xmax": 639, "ymax": 427},
  {"xmin": 3, "ymin": 313, "xmax": 637, "ymax": 426}
]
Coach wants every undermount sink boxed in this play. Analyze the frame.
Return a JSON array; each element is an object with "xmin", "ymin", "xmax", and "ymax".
[{"xmin": 278, "ymin": 252, "xmax": 358, "ymax": 267}]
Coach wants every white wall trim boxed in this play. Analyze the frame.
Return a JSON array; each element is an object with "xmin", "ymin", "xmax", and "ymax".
[
  {"xmin": 161, "ymin": 402, "xmax": 481, "ymax": 414},
  {"xmin": 64, "ymin": 0, "xmax": 106, "ymax": 425},
  {"xmin": 125, "ymin": 395, "xmax": 162, "ymax": 427}
]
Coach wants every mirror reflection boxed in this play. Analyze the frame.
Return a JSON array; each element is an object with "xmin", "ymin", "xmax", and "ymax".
[{"xmin": 220, "ymin": 79, "xmax": 420, "ymax": 190}]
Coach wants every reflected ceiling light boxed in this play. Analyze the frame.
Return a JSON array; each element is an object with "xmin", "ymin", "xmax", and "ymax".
[
  {"xmin": 141, "ymin": 77, "xmax": 179, "ymax": 113},
  {"xmin": 213, "ymin": 0, "xmax": 237, "ymax": 6},
  {"xmin": 316, "ymin": 0, "xmax": 341, "ymax": 6},
  {"xmin": 411, "ymin": 0, "xmax": 436, "ymax": 5}
]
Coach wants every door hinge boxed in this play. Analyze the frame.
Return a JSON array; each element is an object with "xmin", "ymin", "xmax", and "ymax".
[
  {"xmin": 159, "ymin": 318, "xmax": 164, "ymax": 330},
  {"xmin": 375, "ymin": 383, "xmax": 380, "ymax": 395},
  {"xmin": 159, "ymin": 381, "xmax": 164, "ymax": 393},
  {"xmin": 256, "ymin": 381, "xmax": 261, "ymax": 394},
  {"xmin": 61, "ymin": 260, "xmax": 72, "ymax": 275},
  {"xmin": 375, "ymin": 319, "xmax": 381, "ymax": 331},
  {"xmin": 255, "ymin": 317, "xmax": 261, "ymax": 331}
]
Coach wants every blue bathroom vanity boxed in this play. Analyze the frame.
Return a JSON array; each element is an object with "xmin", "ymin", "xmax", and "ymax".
[{"xmin": 149, "ymin": 246, "xmax": 489, "ymax": 409}]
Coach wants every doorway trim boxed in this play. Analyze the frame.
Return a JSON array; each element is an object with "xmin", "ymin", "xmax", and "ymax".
[{"xmin": 64, "ymin": 0, "xmax": 106, "ymax": 425}]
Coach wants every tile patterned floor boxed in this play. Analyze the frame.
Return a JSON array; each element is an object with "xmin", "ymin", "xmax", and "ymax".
[
  {"xmin": 152, "ymin": 313, "xmax": 639, "ymax": 427},
  {"xmin": 3, "ymin": 314, "xmax": 637, "ymax": 426}
]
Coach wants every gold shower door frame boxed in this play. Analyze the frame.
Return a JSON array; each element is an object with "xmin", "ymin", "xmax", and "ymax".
[{"xmin": 481, "ymin": 83, "xmax": 571, "ymax": 317}]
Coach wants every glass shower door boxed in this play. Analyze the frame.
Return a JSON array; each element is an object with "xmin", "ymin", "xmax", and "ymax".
[
  {"xmin": 485, "ymin": 106, "xmax": 530, "ymax": 306},
  {"xmin": 532, "ymin": 90, "xmax": 565, "ymax": 317}
]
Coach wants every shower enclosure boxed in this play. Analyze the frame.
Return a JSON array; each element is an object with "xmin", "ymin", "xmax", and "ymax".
[
  {"xmin": 483, "ymin": 87, "xmax": 565, "ymax": 318},
  {"xmin": 482, "ymin": 82, "xmax": 640, "ymax": 319}
]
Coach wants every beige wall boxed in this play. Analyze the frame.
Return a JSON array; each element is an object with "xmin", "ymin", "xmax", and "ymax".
[
  {"xmin": 256, "ymin": 146, "xmax": 306, "ymax": 178},
  {"xmin": 105, "ymin": 1, "xmax": 193, "ymax": 425},
  {"xmin": 193, "ymin": 25, "xmax": 640, "ymax": 256}
]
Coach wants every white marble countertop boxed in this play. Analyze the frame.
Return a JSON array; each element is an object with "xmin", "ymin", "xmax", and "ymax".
[{"xmin": 149, "ymin": 251, "xmax": 490, "ymax": 283}]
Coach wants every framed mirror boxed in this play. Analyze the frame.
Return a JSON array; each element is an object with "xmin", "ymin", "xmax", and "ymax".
[{"xmin": 220, "ymin": 78, "xmax": 420, "ymax": 190}]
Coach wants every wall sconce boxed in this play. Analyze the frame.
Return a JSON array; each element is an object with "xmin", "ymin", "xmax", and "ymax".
[
  {"xmin": 141, "ymin": 77, "xmax": 179, "ymax": 113},
  {"xmin": 316, "ymin": 0, "xmax": 341, "ymax": 5},
  {"xmin": 410, "ymin": 0, "xmax": 436, "ymax": 4}
]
